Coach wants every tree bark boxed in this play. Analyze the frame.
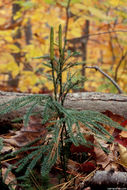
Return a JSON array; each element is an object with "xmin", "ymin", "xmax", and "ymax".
[
  {"xmin": 8, "ymin": 0, "xmax": 22, "ymax": 88},
  {"xmin": 0, "ymin": 91, "xmax": 127, "ymax": 121},
  {"xmin": 81, "ymin": 20, "xmax": 89, "ymax": 88},
  {"xmin": 83, "ymin": 170, "xmax": 127, "ymax": 189}
]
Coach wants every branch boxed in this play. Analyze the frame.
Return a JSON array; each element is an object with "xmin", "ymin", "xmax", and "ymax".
[
  {"xmin": 85, "ymin": 66, "xmax": 123, "ymax": 94},
  {"xmin": 114, "ymin": 51, "xmax": 127, "ymax": 82},
  {"xmin": 0, "ymin": 18, "xmax": 23, "ymax": 30},
  {"xmin": 67, "ymin": 30, "xmax": 127, "ymax": 43}
]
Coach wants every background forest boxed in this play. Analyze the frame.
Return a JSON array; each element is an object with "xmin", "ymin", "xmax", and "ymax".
[
  {"xmin": 0, "ymin": 0, "xmax": 127, "ymax": 94},
  {"xmin": 0, "ymin": 1, "xmax": 127, "ymax": 189}
]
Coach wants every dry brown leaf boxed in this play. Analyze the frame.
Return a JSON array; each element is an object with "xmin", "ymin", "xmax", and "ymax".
[
  {"xmin": 120, "ymin": 131, "xmax": 127, "ymax": 138},
  {"xmin": 1, "ymin": 143, "xmax": 14, "ymax": 154},
  {"xmin": 67, "ymin": 159, "xmax": 80, "ymax": 175},
  {"xmin": 119, "ymin": 122, "xmax": 127, "ymax": 138},
  {"xmin": 2, "ymin": 167, "xmax": 17, "ymax": 189},
  {"xmin": 102, "ymin": 110, "xmax": 125, "ymax": 135},
  {"xmin": 94, "ymin": 139, "xmax": 110, "ymax": 168},
  {"xmin": 94, "ymin": 146, "xmax": 110, "ymax": 168},
  {"xmin": 3, "ymin": 115, "xmax": 48, "ymax": 147},
  {"xmin": 103, "ymin": 110, "xmax": 124, "ymax": 124},
  {"xmin": 4, "ymin": 129, "xmax": 47, "ymax": 147}
]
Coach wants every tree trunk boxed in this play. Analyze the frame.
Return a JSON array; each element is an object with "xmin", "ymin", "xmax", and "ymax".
[
  {"xmin": 24, "ymin": 14, "xmax": 33, "ymax": 71},
  {"xmin": 8, "ymin": 0, "xmax": 22, "ymax": 88},
  {"xmin": 67, "ymin": 20, "xmax": 90, "ymax": 90},
  {"xmin": 24, "ymin": 18, "xmax": 32, "ymax": 45},
  {"xmin": 81, "ymin": 20, "xmax": 89, "ymax": 88},
  {"xmin": 0, "ymin": 91, "xmax": 127, "ymax": 121}
]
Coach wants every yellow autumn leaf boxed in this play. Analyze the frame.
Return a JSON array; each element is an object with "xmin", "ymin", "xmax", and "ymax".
[
  {"xmin": 0, "ymin": 18, "xmax": 7, "ymax": 25},
  {"xmin": 82, "ymin": 15, "xmax": 99, "ymax": 22},
  {"xmin": 118, "ymin": 143, "xmax": 127, "ymax": 166},
  {"xmin": 4, "ymin": 36, "xmax": 13, "ymax": 43},
  {"xmin": 109, "ymin": 0, "xmax": 120, "ymax": 6},
  {"xmin": 19, "ymin": 71, "xmax": 38, "ymax": 86},
  {"xmin": 11, "ymin": 69, "xmax": 19, "ymax": 79},
  {"xmin": 7, "ymin": 62, "xmax": 20, "ymax": 78},
  {"xmin": 0, "ymin": 61, "xmax": 19, "ymax": 78},
  {"xmin": 13, "ymin": 11, "xmax": 22, "ymax": 20},
  {"xmin": 31, "ymin": 86, "xmax": 41, "ymax": 93},
  {"xmin": 7, "ymin": 44, "xmax": 20, "ymax": 53},
  {"xmin": 19, "ymin": 71, "xmax": 39, "ymax": 91},
  {"xmin": 0, "ymin": 64, "xmax": 7, "ymax": 72},
  {"xmin": 24, "ymin": 44, "xmax": 42, "ymax": 58},
  {"xmin": 71, "ymin": 3, "xmax": 88, "ymax": 16},
  {"xmin": 87, "ymin": 6, "xmax": 115, "ymax": 21}
]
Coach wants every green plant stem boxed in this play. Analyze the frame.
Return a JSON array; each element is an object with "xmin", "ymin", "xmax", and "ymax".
[
  {"xmin": 50, "ymin": 27, "xmax": 57, "ymax": 100},
  {"xmin": 58, "ymin": 24, "xmax": 63, "ymax": 103},
  {"xmin": 51, "ymin": 60, "xmax": 57, "ymax": 101},
  {"xmin": 0, "ymin": 159, "xmax": 2, "ymax": 183},
  {"xmin": 60, "ymin": 122, "xmax": 67, "ymax": 182},
  {"xmin": 59, "ymin": 59, "xmax": 63, "ymax": 104},
  {"xmin": 62, "ymin": 80, "xmax": 80, "ymax": 104}
]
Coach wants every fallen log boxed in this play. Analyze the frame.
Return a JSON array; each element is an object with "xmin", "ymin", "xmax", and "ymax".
[
  {"xmin": 83, "ymin": 170, "xmax": 127, "ymax": 189},
  {"xmin": 0, "ymin": 91, "xmax": 127, "ymax": 121}
]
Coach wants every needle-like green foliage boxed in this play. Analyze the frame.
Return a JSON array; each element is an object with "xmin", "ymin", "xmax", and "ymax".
[{"xmin": 0, "ymin": 25, "xmax": 125, "ymax": 185}]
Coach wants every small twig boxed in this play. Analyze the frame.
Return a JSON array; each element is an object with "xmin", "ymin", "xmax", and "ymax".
[
  {"xmin": 67, "ymin": 30, "xmax": 127, "ymax": 43},
  {"xmin": 113, "ymin": 28, "xmax": 124, "ymax": 53},
  {"xmin": 49, "ymin": 174, "xmax": 80, "ymax": 190},
  {"xmin": 29, "ymin": 169, "xmax": 41, "ymax": 190},
  {"xmin": 85, "ymin": 66, "xmax": 123, "ymax": 94}
]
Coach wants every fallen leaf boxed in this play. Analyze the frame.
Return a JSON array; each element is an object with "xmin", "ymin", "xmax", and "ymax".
[
  {"xmin": 114, "ymin": 120, "xmax": 127, "ymax": 147},
  {"xmin": 80, "ymin": 161, "xmax": 96, "ymax": 173},
  {"xmin": 4, "ymin": 115, "xmax": 48, "ymax": 147},
  {"xmin": 103, "ymin": 110, "xmax": 124, "ymax": 124},
  {"xmin": 103, "ymin": 110, "xmax": 125, "ymax": 135},
  {"xmin": 115, "ymin": 136, "xmax": 127, "ymax": 147},
  {"xmin": 119, "ymin": 120, "xmax": 127, "ymax": 138},
  {"xmin": 2, "ymin": 167, "xmax": 17, "ymax": 189},
  {"xmin": 118, "ymin": 143, "xmax": 127, "ymax": 166},
  {"xmin": 70, "ymin": 135, "xmax": 95, "ymax": 157},
  {"xmin": 4, "ymin": 130, "xmax": 47, "ymax": 147},
  {"xmin": 94, "ymin": 139, "xmax": 110, "ymax": 168},
  {"xmin": 67, "ymin": 159, "xmax": 80, "ymax": 173}
]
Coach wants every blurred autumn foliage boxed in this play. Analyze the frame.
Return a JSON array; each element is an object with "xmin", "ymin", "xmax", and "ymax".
[{"xmin": 0, "ymin": 0, "xmax": 127, "ymax": 93}]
